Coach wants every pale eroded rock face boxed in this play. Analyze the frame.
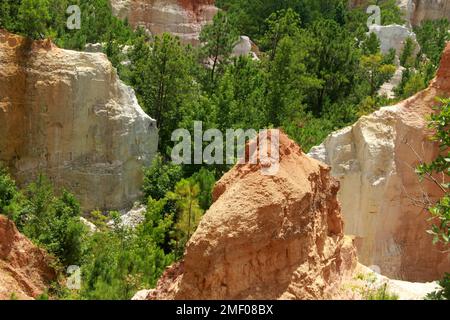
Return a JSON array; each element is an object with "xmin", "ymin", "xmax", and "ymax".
[
  {"xmin": 411, "ymin": 0, "xmax": 450, "ymax": 26},
  {"xmin": 368, "ymin": 24, "xmax": 420, "ymax": 56},
  {"xmin": 340, "ymin": 264, "xmax": 442, "ymax": 300},
  {"xmin": 349, "ymin": 0, "xmax": 450, "ymax": 27},
  {"xmin": 145, "ymin": 132, "xmax": 357, "ymax": 300},
  {"xmin": 0, "ymin": 30, "xmax": 158, "ymax": 212},
  {"xmin": 231, "ymin": 36, "xmax": 260, "ymax": 60},
  {"xmin": 110, "ymin": 0, "xmax": 218, "ymax": 45},
  {"xmin": 0, "ymin": 215, "xmax": 56, "ymax": 300},
  {"xmin": 308, "ymin": 43, "xmax": 450, "ymax": 282}
]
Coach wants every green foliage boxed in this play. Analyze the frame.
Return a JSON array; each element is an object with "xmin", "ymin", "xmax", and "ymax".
[
  {"xmin": 142, "ymin": 154, "xmax": 183, "ymax": 201},
  {"xmin": 362, "ymin": 32, "xmax": 381, "ymax": 55},
  {"xmin": 0, "ymin": 170, "xmax": 87, "ymax": 268},
  {"xmin": 416, "ymin": 99, "xmax": 449, "ymax": 301},
  {"xmin": 199, "ymin": 11, "xmax": 239, "ymax": 86},
  {"xmin": 0, "ymin": 0, "xmax": 134, "ymax": 49},
  {"xmin": 259, "ymin": 8, "xmax": 302, "ymax": 58},
  {"xmin": 168, "ymin": 179, "xmax": 204, "ymax": 245},
  {"xmin": 189, "ymin": 168, "xmax": 216, "ymax": 211},
  {"xmin": 417, "ymin": 99, "xmax": 450, "ymax": 246},
  {"xmin": 217, "ymin": 0, "xmax": 351, "ymax": 42},
  {"xmin": 128, "ymin": 33, "xmax": 198, "ymax": 151},
  {"xmin": 402, "ymin": 72, "xmax": 426, "ymax": 98},
  {"xmin": 399, "ymin": 37, "xmax": 416, "ymax": 68},
  {"xmin": 79, "ymin": 204, "xmax": 174, "ymax": 300},
  {"xmin": 17, "ymin": 0, "xmax": 51, "ymax": 39},
  {"xmin": 364, "ymin": 283, "xmax": 399, "ymax": 300},
  {"xmin": 360, "ymin": 54, "xmax": 396, "ymax": 97},
  {"xmin": 212, "ymin": 56, "xmax": 267, "ymax": 131},
  {"xmin": 19, "ymin": 175, "xmax": 88, "ymax": 266},
  {"xmin": 262, "ymin": 10, "xmax": 321, "ymax": 125},
  {"xmin": 355, "ymin": 273, "xmax": 399, "ymax": 300},
  {"xmin": 0, "ymin": 167, "xmax": 18, "ymax": 216},
  {"xmin": 374, "ymin": 0, "xmax": 404, "ymax": 26},
  {"xmin": 305, "ymin": 18, "xmax": 360, "ymax": 115},
  {"xmin": 415, "ymin": 19, "xmax": 450, "ymax": 68},
  {"xmin": 426, "ymin": 273, "xmax": 450, "ymax": 300}
]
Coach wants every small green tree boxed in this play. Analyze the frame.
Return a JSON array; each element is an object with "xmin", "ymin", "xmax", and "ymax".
[
  {"xmin": 260, "ymin": 8, "xmax": 301, "ymax": 61},
  {"xmin": 362, "ymin": 32, "xmax": 381, "ymax": 56},
  {"xmin": 80, "ymin": 202, "xmax": 174, "ymax": 300},
  {"xmin": 142, "ymin": 154, "xmax": 183, "ymax": 201},
  {"xmin": 18, "ymin": 0, "xmax": 51, "ymax": 39},
  {"xmin": 0, "ymin": 167, "xmax": 18, "ymax": 215},
  {"xmin": 399, "ymin": 37, "xmax": 416, "ymax": 68},
  {"xmin": 168, "ymin": 179, "xmax": 203, "ymax": 245},
  {"xmin": 189, "ymin": 168, "xmax": 216, "ymax": 211},
  {"xmin": 129, "ymin": 33, "xmax": 197, "ymax": 151},
  {"xmin": 21, "ymin": 175, "xmax": 87, "ymax": 266},
  {"xmin": 360, "ymin": 54, "xmax": 396, "ymax": 97},
  {"xmin": 415, "ymin": 19, "xmax": 450, "ymax": 67},
  {"xmin": 199, "ymin": 11, "xmax": 239, "ymax": 85},
  {"xmin": 402, "ymin": 72, "xmax": 426, "ymax": 98}
]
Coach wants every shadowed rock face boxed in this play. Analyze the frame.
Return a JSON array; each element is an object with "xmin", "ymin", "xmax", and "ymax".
[
  {"xmin": 110, "ymin": 0, "xmax": 218, "ymax": 45},
  {"xmin": 309, "ymin": 43, "xmax": 450, "ymax": 282},
  {"xmin": 0, "ymin": 216, "xmax": 56, "ymax": 300},
  {"xmin": 0, "ymin": 30, "xmax": 158, "ymax": 212},
  {"xmin": 144, "ymin": 133, "xmax": 357, "ymax": 300}
]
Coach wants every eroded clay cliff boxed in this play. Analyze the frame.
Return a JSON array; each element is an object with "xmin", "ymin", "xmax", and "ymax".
[
  {"xmin": 145, "ymin": 132, "xmax": 357, "ymax": 300},
  {"xmin": 308, "ymin": 43, "xmax": 450, "ymax": 282},
  {"xmin": 0, "ymin": 215, "xmax": 56, "ymax": 300},
  {"xmin": 110, "ymin": 0, "xmax": 218, "ymax": 45},
  {"xmin": 0, "ymin": 30, "xmax": 158, "ymax": 212}
]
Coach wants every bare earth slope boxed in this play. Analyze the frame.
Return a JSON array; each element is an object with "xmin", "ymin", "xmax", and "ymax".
[{"xmin": 0, "ymin": 215, "xmax": 56, "ymax": 300}]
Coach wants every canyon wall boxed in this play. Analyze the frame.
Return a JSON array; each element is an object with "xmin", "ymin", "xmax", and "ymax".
[
  {"xmin": 0, "ymin": 216, "xmax": 56, "ymax": 300},
  {"xmin": 145, "ymin": 132, "xmax": 357, "ymax": 300},
  {"xmin": 349, "ymin": 0, "xmax": 450, "ymax": 26},
  {"xmin": 411, "ymin": 0, "xmax": 450, "ymax": 26},
  {"xmin": 308, "ymin": 43, "xmax": 450, "ymax": 282},
  {"xmin": 110, "ymin": 0, "xmax": 218, "ymax": 45},
  {"xmin": 0, "ymin": 30, "xmax": 158, "ymax": 212}
]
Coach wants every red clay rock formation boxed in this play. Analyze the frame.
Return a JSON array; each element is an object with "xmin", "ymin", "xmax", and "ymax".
[
  {"xmin": 309, "ymin": 43, "xmax": 450, "ymax": 281},
  {"xmin": 0, "ymin": 215, "xmax": 56, "ymax": 300},
  {"xmin": 110, "ymin": 0, "xmax": 218, "ymax": 45},
  {"xmin": 146, "ymin": 132, "xmax": 357, "ymax": 300}
]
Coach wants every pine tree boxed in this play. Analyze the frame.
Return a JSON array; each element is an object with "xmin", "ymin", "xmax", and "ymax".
[
  {"xmin": 168, "ymin": 179, "xmax": 203, "ymax": 243},
  {"xmin": 18, "ymin": 0, "xmax": 51, "ymax": 39},
  {"xmin": 200, "ymin": 11, "xmax": 239, "ymax": 86}
]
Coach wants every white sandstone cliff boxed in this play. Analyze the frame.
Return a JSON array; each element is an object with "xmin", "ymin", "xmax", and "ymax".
[
  {"xmin": 368, "ymin": 24, "xmax": 420, "ymax": 57},
  {"xmin": 0, "ymin": 30, "xmax": 158, "ymax": 212},
  {"xmin": 308, "ymin": 43, "xmax": 450, "ymax": 282}
]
